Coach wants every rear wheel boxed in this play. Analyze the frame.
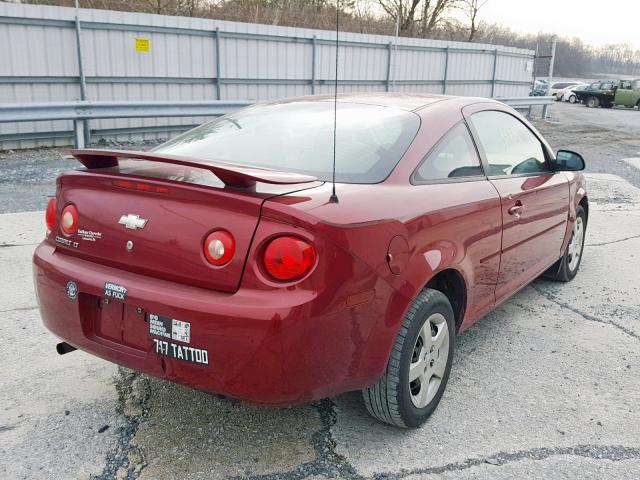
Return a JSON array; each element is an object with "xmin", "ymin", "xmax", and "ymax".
[
  {"xmin": 362, "ymin": 289, "xmax": 455, "ymax": 428},
  {"xmin": 548, "ymin": 205, "xmax": 586, "ymax": 282},
  {"xmin": 585, "ymin": 96, "xmax": 599, "ymax": 108},
  {"xmin": 569, "ymin": 94, "xmax": 577, "ymax": 104}
]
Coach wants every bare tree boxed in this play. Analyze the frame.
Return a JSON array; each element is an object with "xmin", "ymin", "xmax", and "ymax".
[
  {"xmin": 420, "ymin": 0, "xmax": 460, "ymax": 37},
  {"xmin": 463, "ymin": 0, "xmax": 488, "ymax": 42},
  {"xmin": 377, "ymin": 0, "xmax": 421, "ymax": 35}
]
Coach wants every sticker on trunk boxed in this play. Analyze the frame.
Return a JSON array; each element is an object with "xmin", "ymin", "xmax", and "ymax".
[
  {"xmin": 104, "ymin": 281, "xmax": 127, "ymax": 300},
  {"xmin": 149, "ymin": 314, "xmax": 191, "ymax": 344},
  {"xmin": 153, "ymin": 339, "xmax": 208, "ymax": 365},
  {"xmin": 78, "ymin": 229, "xmax": 102, "ymax": 242}
]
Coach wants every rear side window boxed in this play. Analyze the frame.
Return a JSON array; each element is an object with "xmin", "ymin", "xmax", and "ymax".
[
  {"xmin": 413, "ymin": 123, "xmax": 483, "ymax": 182},
  {"xmin": 153, "ymin": 102, "xmax": 420, "ymax": 184},
  {"xmin": 468, "ymin": 111, "xmax": 549, "ymax": 176}
]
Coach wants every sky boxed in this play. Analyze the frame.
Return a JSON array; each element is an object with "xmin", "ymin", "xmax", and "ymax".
[{"xmin": 466, "ymin": 0, "xmax": 640, "ymax": 49}]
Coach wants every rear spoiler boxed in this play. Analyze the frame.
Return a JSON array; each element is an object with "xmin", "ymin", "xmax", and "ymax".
[{"xmin": 70, "ymin": 149, "xmax": 318, "ymax": 188}]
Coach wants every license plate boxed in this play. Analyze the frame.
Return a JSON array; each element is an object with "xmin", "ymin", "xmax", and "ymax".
[
  {"xmin": 153, "ymin": 339, "xmax": 209, "ymax": 365},
  {"xmin": 149, "ymin": 313, "xmax": 191, "ymax": 343}
]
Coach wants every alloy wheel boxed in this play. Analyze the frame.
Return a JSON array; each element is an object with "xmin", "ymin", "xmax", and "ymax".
[
  {"xmin": 567, "ymin": 216, "xmax": 584, "ymax": 271},
  {"xmin": 409, "ymin": 313, "xmax": 450, "ymax": 408}
]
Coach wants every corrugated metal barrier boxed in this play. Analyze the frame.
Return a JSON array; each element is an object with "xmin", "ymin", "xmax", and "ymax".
[{"xmin": 0, "ymin": 2, "xmax": 535, "ymax": 150}]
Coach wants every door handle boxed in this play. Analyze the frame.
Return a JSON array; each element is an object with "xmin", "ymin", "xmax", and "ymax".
[{"xmin": 508, "ymin": 201, "xmax": 524, "ymax": 218}]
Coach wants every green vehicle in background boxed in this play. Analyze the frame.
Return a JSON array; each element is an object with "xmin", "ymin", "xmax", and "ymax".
[
  {"xmin": 575, "ymin": 79, "xmax": 640, "ymax": 109},
  {"xmin": 615, "ymin": 79, "xmax": 640, "ymax": 108}
]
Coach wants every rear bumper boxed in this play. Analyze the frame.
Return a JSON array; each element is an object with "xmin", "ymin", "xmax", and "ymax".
[{"xmin": 33, "ymin": 242, "xmax": 391, "ymax": 405}]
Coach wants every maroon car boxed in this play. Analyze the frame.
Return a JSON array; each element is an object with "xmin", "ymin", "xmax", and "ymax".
[{"xmin": 33, "ymin": 93, "xmax": 587, "ymax": 428}]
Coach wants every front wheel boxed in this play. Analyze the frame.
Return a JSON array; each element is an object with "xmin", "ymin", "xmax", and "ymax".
[
  {"xmin": 548, "ymin": 205, "xmax": 586, "ymax": 282},
  {"xmin": 362, "ymin": 289, "xmax": 455, "ymax": 428}
]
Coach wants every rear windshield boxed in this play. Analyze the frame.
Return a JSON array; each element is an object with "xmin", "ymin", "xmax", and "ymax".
[{"xmin": 153, "ymin": 101, "xmax": 421, "ymax": 184}]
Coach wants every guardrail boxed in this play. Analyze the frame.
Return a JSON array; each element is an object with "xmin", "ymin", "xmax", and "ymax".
[
  {"xmin": 0, "ymin": 100, "xmax": 250, "ymax": 148},
  {"xmin": 497, "ymin": 95, "xmax": 556, "ymax": 118},
  {"xmin": 0, "ymin": 97, "xmax": 554, "ymax": 149}
]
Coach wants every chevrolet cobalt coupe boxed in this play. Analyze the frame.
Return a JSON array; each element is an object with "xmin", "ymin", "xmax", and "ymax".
[{"xmin": 34, "ymin": 94, "xmax": 587, "ymax": 428}]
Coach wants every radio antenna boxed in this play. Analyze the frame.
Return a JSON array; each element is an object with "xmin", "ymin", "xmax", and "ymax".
[{"xmin": 330, "ymin": 0, "xmax": 339, "ymax": 203}]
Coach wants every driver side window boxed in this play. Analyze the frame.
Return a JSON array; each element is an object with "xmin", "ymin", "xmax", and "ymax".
[{"xmin": 468, "ymin": 111, "xmax": 549, "ymax": 176}]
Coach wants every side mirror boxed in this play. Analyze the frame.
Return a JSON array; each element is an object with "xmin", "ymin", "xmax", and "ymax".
[{"xmin": 553, "ymin": 150, "xmax": 585, "ymax": 171}]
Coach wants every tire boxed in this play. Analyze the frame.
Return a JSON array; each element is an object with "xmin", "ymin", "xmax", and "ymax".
[
  {"xmin": 585, "ymin": 96, "xmax": 599, "ymax": 108},
  {"xmin": 548, "ymin": 205, "xmax": 587, "ymax": 282},
  {"xmin": 362, "ymin": 289, "xmax": 455, "ymax": 428},
  {"xmin": 637, "ymin": 101, "xmax": 640, "ymax": 111},
  {"xmin": 569, "ymin": 94, "xmax": 577, "ymax": 104}
]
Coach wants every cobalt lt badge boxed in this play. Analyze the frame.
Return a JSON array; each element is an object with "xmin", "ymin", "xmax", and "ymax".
[{"xmin": 66, "ymin": 281, "xmax": 78, "ymax": 300}]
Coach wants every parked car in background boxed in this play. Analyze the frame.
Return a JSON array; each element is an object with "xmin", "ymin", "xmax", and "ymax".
[
  {"xmin": 549, "ymin": 82, "xmax": 581, "ymax": 99},
  {"xmin": 561, "ymin": 84, "xmax": 590, "ymax": 103},
  {"xmin": 574, "ymin": 81, "xmax": 617, "ymax": 108},
  {"xmin": 530, "ymin": 80, "xmax": 548, "ymax": 96},
  {"xmin": 575, "ymin": 80, "xmax": 640, "ymax": 109},
  {"xmin": 615, "ymin": 79, "xmax": 640, "ymax": 109},
  {"xmin": 530, "ymin": 85, "xmax": 547, "ymax": 96},
  {"xmin": 33, "ymin": 93, "xmax": 589, "ymax": 428}
]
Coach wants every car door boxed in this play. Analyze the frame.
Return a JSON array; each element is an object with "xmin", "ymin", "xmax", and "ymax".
[
  {"xmin": 464, "ymin": 107, "xmax": 570, "ymax": 303},
  {"xmin": 410, "ymin": 121, "xmax": 503, "ymax": 325},
  {"xmin": 615, "ymin": 80, "xmax": 640, "ymax": 107},
  {"xmin": 615, "ymin": 80, "xmax": 634, "ymax": 106}
]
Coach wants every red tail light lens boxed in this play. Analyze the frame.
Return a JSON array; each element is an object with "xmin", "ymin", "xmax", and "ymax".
[
  {"xmin": 203, "ymin": 230, "xmax": 235, "ymax": 266},
  {"xmin": 45, "ymin": 198, "xmax": 57, "ymax": 231},
  {"xmin": 113, "ymin": 180, "xmax": 170, "ymax": 194},
  {"xmin": 263, "ymin": 236, "xmax": 316, "ymax": 281},
  {"xmin": 60, "ymin": 204, "xmax": 78, "ymax": 235}
]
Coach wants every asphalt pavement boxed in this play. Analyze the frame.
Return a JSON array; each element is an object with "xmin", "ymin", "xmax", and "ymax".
[{"xmin": 1, "ymin": 102, "xmax": 639, "ymax": 479}]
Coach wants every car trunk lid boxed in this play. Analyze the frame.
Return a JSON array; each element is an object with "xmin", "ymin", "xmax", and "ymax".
[{"xmin": 52, "ymin": 149, "xmax": 320, "ymax": 293}]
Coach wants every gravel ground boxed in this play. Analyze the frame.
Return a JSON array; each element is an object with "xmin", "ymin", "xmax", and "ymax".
[
  {"xmin": 1, "ymin": 102, "xmax": 639, "ymax": 479},
  {"xmin": 536, "ymin": 102, "xmax": 640, "ymax": 188}
]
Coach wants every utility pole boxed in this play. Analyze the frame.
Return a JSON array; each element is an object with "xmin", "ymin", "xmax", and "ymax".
[
  {"xmin": 391, "ymin": 12, "xmax": 400, "ymax": 89},
  {"xmin": 532, "ymin": 42, "xmax": 538, "ymax": 88},
  {"xmin": 73, "ymin": 0, "xmax": 89, "ymax": 147},
  {"xmin": 546, "ymin": 36, "xmax": 557, "ymax": 95}
]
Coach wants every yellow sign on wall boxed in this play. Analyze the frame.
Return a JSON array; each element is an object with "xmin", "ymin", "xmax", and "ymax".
[{"xmin": 135, "ymin": 38, "xmax": 150, "ymax": 52}]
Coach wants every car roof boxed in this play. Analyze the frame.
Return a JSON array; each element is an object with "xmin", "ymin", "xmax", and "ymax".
[{"xmin": 261, "ymin": 92, "xmax": 485, "ymax": 112}]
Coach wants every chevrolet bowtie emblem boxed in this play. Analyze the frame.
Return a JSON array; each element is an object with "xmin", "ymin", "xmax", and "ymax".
[{"xmin": 118, "ymin": 214, "xmax": 148, "ymax": 230}]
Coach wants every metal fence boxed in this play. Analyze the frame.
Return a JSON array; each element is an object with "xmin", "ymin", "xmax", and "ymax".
[{"xmin": 0, "ymin": 2, "xmax": 535, "ymax": 150}]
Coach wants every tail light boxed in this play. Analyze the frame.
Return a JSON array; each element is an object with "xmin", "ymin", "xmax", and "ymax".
[
  {"xmin": 60, "ymin": 204, "xmax": 78, "ymax": 235},
  {"xmin": 45, "ymin": 198, "xmax": 57, "ymax": 231},
  {"xmin": 113, "ymin": 180, "xmax": 170, "ymax": 194},
  {"xmin": 263, "ymin": 236, "xmax": 317, "ymax": 281},
  {"xmin": 203, "ymin": 230, "xmax": 235, "ymax": 266}
]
